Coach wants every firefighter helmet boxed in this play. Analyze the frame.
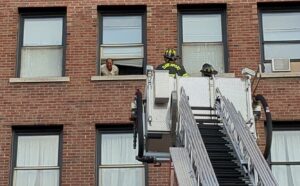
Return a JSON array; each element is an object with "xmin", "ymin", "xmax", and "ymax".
[
  {"xmin": 164, "ymin": 48, "xmax": 177, "ymax": 61},
  {"xmin": 200, "ymin": 63, "xmax": 218, "ymax": 77}
]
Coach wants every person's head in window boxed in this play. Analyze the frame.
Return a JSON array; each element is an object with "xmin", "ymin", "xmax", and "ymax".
[
  {"xmin": 156, "ymin": 48, "xmax": 189, "ymax": 77},
  {"xmin": 101, "ymin": 58, "xmax": 119, "ymax": 76}
]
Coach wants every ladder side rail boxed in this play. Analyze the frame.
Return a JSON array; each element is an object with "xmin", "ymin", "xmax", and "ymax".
[
  {"xmin": 217, "ymin": 98, "xmax": 258, "ymax": 185},
  {"xmin": 178, "ymin": 89, "xmax": 219, "ymax": 186},
  {"xmin": 216, "ymin": 89, "xmax": 278, "ymax": 186},
  {"xmin": 221, "ymin": 96, "xmax": 277, "ymax": 186},
  {"xmin": 180, "ymin": 112, "xmax": 216, "ymax": 186},
  {"xmin": 180, "ymin": 102, "xmax": 217, "ymax": 186},
  {"xmin": 216, "ymin": 99, "xmax": 256, "ymax": 183},
  {"xmin": 216, "ymin": 99, "xmax": 257, "ymax": 185},
  {"xmin": 227, "ymin": 100, "xmax": 277, "ymax": 185},
  {"xmin": 224, "ymin": 99, "xmax": 271, "ymax": 185}
]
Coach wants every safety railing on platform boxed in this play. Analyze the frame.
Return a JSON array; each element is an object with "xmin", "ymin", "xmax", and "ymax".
[
  {"xmin": 215, "ymin": 88, "xmax": 278, "ymax": 186},
  {"xmin": 177, "ymin": 88, "xmax": 219, "ymax": 186}
]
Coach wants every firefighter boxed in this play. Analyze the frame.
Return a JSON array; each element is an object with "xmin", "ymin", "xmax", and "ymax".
[
  {"xmin": 200, "ymin": 63, "xmax": 218, "ymax": 77},
  {"xmin": 156, "ymin": 48, "xmax": 189, "ymax": 77}
]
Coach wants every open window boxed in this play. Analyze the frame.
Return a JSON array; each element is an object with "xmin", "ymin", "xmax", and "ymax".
[{"xmin": 98, "ymin": 6, "xmax": 146, "ymax": 76}]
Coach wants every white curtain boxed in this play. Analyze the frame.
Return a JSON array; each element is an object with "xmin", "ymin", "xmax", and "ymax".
[
  {"xmin": 182, "ymin": 43, "xmax": 224, "ymax": 75},
  {"xmin": 14, "ymin": 135, "xmax": 59, "ymax": 186},
  {"xmin": 100, "ymin": 133, "xmax": 144, "ymax": 186},
  {"xmin": 272, "ymin": 165, "xmax": 289, "ymax": 186},
  {"xmin": 20, "ymin": 47, "xmax": 63, "ymax": 78},
  {"xmin": 14, "ymin": 170, "xmax": 59, "ymax": 186},
  {"xmin": 99, "ymin": 167, "xmax": 145, "ymax": 186},
  {"xmin": 271, "ymin": 131, "xmax": 300, "ymax": 185}
]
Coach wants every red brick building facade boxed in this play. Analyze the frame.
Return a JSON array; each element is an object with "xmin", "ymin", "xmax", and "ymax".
[{"xmin": 0, "ymin": 0, "xmax": 300, "ymax": 185}]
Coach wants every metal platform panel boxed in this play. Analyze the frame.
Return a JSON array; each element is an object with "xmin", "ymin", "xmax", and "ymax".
[
  {"xmin": 147, "ymin": 74, "xmax": 176, "ymax": 132},
  {"xmin": 178, "ymin": 77, "xmax": 211, "ymax": 107},
  {"xmin": 179, "ymin": 77, "xmax": 250, "ymax": 121},
  {"xmin": 215, "ymin": 77, "xmax": 249, "ymax": 120}
]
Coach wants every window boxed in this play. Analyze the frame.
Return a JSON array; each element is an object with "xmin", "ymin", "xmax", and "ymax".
[
  {"xmin": 18, "ymin": 9, "xmax": 66, "ymax": 78},
  {"xmin": 99, "ymin": 6, "xmax": 146, "ymax": 75},
  {"xmin": 97, "ymin": 126, "xmax": 145, "ymax": 186},
  {"xmin": 260, "ymin": 8, "xmax": 300, "ymax": 73},
  {"xmin": 12, "ymin": 128, "xmax": 62, "ymax": 186},
  {"xmin": 179, "ymin": 7, "xmax": 227, "ymax": 75},
  {"xmin": 271, "ymin": 122, "xmax": 300, "ymax": 185}
]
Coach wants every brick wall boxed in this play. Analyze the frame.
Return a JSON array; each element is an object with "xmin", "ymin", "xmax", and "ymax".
[
  {"xmin": 1, "ymin": 0, "xmax": 300, "ymax": 185},
  {"xmin": 148, "ymin": 162, "xmax": 171, "ymax": 186}
]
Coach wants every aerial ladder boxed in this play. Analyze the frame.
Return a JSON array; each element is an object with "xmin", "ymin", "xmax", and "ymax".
[{"xmin": 131, "ymin": 66, "xmax": 278, "ymax": 186}]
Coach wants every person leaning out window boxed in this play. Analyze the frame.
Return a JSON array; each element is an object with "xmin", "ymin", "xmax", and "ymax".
[{"xmin": 101, "ymin": 58, "xmax": 119, "ymax": 76}]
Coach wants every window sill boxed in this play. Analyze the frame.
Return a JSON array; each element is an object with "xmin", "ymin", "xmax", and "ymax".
[
  {"xmin": 91, "ymin": 75, "xmax": 147, "ymax": 81},
  {"xmin": 9, "ymin": 77, "xmax": 70, "ymax": 83},
  {"xmin": 259, "ymin": 72, "xmax": 300, "ymax": 78}
]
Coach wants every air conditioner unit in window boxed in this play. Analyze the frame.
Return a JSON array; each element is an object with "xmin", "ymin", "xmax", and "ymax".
[{"xmin": 272, "ymin": 58, "xmax": 291, "ymax": 72}]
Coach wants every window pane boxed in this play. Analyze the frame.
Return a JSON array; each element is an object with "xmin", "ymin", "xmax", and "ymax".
[
  {"xmin": 272, "ymin": 131, "xmax": 300, "ymax": 162},
  {"xmin": 263, "ymin": 13, "xmax": 300, "ymax": 41},
  {"xmin": 103, "ymin": 16, "xmax": 142, "ymax": 44},
  {"xmin": 23, "ymin": 18, "xmax": 63, "ymax": 46},
  {"xmin": 99, "ymin": 167, "xmax": 145, "ymax": 186},
  {"xmin": 264, "ymin": 43, "xmax": 300, "ymax": 60},
  {"xmin": 16, "ymin": 135, "xmax": 59, "ymax": 167},
  {"xmin": 272, "ymin": 165, "xmax": 300, "ymax": 186},
  {"xmin": 272, "ymin": 165, "xmax": 289, "ymax": 186},
  {"xmin": 284, "ymin": 131, "xmax": 300, "ymax": 161},
  {"xmin": 182, "ymin": 14, "xmax": 222, "ymax": 42},
  {"xmin": 20, "ymin": 47, "xmax": 63, "ymax": 77},
  {"xmin": 101, "ymin": 46, "xmax": 143, "ymax": 59},
  {"xmin": 113, "ymin": 59, "xmax": 143, "ymax": 68},
  {"xmin": 14, "ymin": 170, "xmax": 59, "ymax": 186},
  {"xmin": 101, "ymin": 133, "xmax": 140, "ymax": 164},
  {"xmin": 182, "ymin": 43, "xmax": 224, "ymax": 74},
  {"xmin": 291, "ymin": 165, "xmax": 300, "ymax": 186},
  {"xmin": 271, "ymin": 132, "xmax": 288, "ymax": 161}
]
